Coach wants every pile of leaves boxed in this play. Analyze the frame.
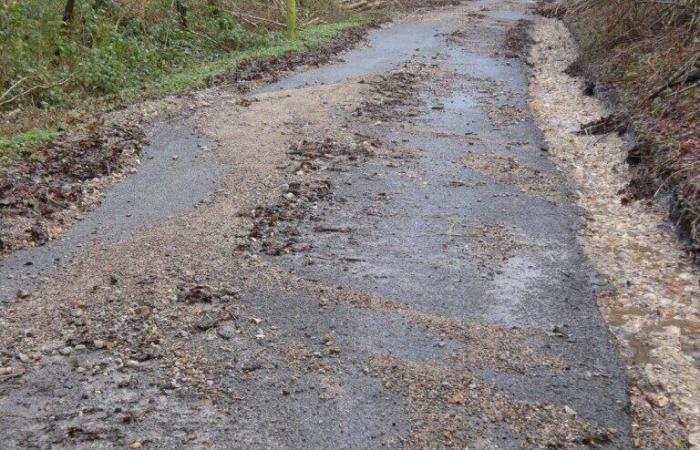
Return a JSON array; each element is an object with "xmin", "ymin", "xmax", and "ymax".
[
  {"xmin": 353, "ymin": 61, "xmax": 431, "ymax": 121},
  {"xmin": 554, "ymin": 0, "xmax": 700, "ymax": 256},
  {"xmin": 0, "ymin": 120, "xmax": 146, "ymax": 253},
  {"xmin": 242, "ymin": 135, "xmax": 380, "ymax": 256},
  {"xmin": 223, "ymin": 26, "xmax": 372, "ymax": 91},
  {"xmin": 503, "ymin": 19, "xmax": 534, "ymax": 58}
]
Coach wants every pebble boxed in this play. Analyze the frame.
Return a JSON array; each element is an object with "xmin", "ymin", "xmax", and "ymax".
[
  {"xmin": 16, "ymin": 353, "xmax": 29, "ymax": 363},
  {"xmin": 216, "ymin": 324, "xmax": 237, "ymax": 340},
  {"xmin": 59, "ymin": 347, "xmax": 72, "ymax": 356},
  {"xmin": 93, "ymin": 339, "xmax": 106, "ymax": 349},
  {"xmin": 564, "ymin": 405, "xmax": 577, "ymax": 416}
]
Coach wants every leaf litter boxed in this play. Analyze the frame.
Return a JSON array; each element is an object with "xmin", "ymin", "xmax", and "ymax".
[{"xmin": 528, "ymin": 17, "xmax": 700, "ymax": 450}]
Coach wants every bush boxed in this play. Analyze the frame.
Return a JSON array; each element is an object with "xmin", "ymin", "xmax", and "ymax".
[{"xmin": 0, "ymin": 0, "xmax": 273, "ymax": 110}]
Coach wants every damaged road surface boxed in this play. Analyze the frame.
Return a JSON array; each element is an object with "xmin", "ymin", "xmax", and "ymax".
[{"xmin": 1, "ymin": 1, "xmax": 641, "ymax": 449}]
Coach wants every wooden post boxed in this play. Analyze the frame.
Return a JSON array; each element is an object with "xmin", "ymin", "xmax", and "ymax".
[{"xmin": 287, "ymin": 0, "xmax": 297, "ymax": 40}]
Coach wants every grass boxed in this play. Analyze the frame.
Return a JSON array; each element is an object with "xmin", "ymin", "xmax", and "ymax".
[
  {"xmin": 122, "ymin": 20, "xmax": 364, "ymax": 102},
  {"xmin": 0, "ymin": 0, "xmax": 369, "ymax": 169},
  {"xmin": 0, "ymin": 129, "xmax": 60, "ymax": 169}
]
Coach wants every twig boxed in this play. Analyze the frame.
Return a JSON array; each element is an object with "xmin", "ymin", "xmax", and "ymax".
[
  {"xmin": 303, "ymin": 17, "xmax": 322, "ymax": 27},
  {"xmin": 223, "ymin": 9, "xmax": 285, "ymax": 28},
  {"xmin": 648, "ymin": 52, "xmax": 700, "ymax": 99},
  {"xmin": 0, "ymin": 77, "xmax": 28, "ymax": 102},
  {"xmin": 665, "ymin": 79, "xmax": 700, "ymax": 96},
  {"xmin": 186, "ymin": 29, "xmax": 220, "ymax": 46},
  {"xmin": 0, "ymin": 76, "xmax": 72, "ymax": 108}
]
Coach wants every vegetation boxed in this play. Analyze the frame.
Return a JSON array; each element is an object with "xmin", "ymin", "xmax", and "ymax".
[
  {"xmin": 0, "ymin": 0, "xmax": 358, "ymax": 148},
  {"xmin": 553, "ymin": 0, "xmax": 700, "ymax": 255}
]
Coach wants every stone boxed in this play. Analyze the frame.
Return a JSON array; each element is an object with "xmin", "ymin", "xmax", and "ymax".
[{"xmin": 216, "ymin": 324, "xmax": 237, "ymax": 340}]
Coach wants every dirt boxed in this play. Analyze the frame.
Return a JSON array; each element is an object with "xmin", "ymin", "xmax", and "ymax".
[
  {"xmin": 370, "ymin": 354, "xmax": 605, "ymax": 449},
  {"xmin": 457, "ymin": 153, "xmax": 562, "ymax": 204}
]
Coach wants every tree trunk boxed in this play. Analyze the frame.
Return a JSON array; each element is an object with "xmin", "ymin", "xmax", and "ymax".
[
  {"xmin": 175, "ymin": 0, "xmax": 188, "ymax": 29},
  {"xmin": 62, "ymin": 0, "xmax": 76, "ymax": 24}
]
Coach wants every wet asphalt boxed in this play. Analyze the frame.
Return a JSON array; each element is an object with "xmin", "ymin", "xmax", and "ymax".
[
  {"xmin": 0, "ymin": 0, "xmax": 634, "ymax": 448},
  {"xmin": 257, "ymin": 1, "xmax": 633, "ymax": 447}
]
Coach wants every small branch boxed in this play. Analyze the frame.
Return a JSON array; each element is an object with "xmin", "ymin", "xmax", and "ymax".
[
  {"xmin": 186, "ymin": 29, "xmax": 220, "ymax": 46},
  {"xmin": 648, "ymin": 52, "xmax": 700, "ymax": 99},
  {"xmin": 222, "ymin": 9, "xmax": 285, "ymax": 28},
  {"xmin": 0, "ymin": 77, "xmax": 72, "ymax": 108},
  {"xmin": 0, "ymin": 77, "xmax": 28, "ymax": 102},
  {"xmin": 665, "ymin": 79, "xmax": 700, "ymax": 96}
]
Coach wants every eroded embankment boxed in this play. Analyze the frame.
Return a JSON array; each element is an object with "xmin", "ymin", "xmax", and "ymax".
[{"xmin": 528, "ymin": 17, "xmax": 700, "ymax": 449}]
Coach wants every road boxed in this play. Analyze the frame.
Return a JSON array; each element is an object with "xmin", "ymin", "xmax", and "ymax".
[{"xmin": 0, "ymin": 1, "xmax": 634, "ymax": 448}]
